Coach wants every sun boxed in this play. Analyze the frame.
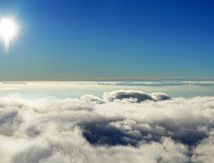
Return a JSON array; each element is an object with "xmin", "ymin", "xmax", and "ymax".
[{"xmin": 0, "ymin": 17, "xmax": 18, "ymax": 50}]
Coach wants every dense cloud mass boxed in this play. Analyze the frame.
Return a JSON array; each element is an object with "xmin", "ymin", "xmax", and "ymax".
[
  {"xmin": 0, "ymin": 90, "xmax": 214, "ymax": 163},
  {"xmin": 103, "ymin": 90, "xmax": 171, "ymax": 103}
]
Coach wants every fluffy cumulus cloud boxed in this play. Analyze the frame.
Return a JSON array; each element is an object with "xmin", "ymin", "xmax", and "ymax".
[
  {"xmin": 103, "ymin": 90, "xmax": 171, "ymax": 103},
  {"xmin": 0, "ymin": 90, "xmax": 213, "ymax": 163}
]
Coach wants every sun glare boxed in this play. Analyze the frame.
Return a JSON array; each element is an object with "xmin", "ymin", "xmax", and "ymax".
[{"xmin": 0, "ymin": 17, "xmax": 18, "ymax": 50}]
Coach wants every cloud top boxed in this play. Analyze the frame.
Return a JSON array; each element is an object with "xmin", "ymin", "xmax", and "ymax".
[
  {"xmin": 0, "ymin": 90, "xmax": 213, "ymax": 163},
  {"xmin": 103, "ymin": 90, "xmax": 171, "ymax": 103}
]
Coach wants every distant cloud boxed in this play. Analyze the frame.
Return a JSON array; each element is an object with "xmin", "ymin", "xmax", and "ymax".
[
  {"xmin": 151, "ymin": 92, "xmax": 172, "ymax": 101},
  {"xmin": 103, "ymin": 90, "xmax": 171, "ymax": 103},
  {"xmin": 80, "ymin": 94, "xmax": 105, "ymax": 104},
  {"xmin": 0, "ymin": 91, "xmax": 213, "ymax": 162}
]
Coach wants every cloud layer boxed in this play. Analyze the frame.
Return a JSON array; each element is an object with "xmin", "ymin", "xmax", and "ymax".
[{"xmin": 0, "ymin": 90, "xmax": 213, "ymax": 163}]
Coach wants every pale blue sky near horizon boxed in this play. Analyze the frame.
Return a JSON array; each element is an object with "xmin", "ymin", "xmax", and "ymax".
[{"xmin": 0, "ymin": 0, "xmax": 213, "ymax": 80}]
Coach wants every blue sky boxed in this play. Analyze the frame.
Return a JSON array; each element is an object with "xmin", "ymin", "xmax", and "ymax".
[{"xmin": 0, "ymin": 0, "xmax": 213, "ymax": 80}]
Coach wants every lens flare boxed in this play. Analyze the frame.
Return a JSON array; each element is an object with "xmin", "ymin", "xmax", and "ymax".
[{"xmin": 0, "ymin": 17, "xmax": 18, "ymax": 50}]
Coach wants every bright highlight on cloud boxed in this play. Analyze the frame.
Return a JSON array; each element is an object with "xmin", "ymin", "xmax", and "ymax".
[
  {"xmin": 0, "ymin": 89, "xmax": 213, "ymax": 163},
  {"xmin": 0, "ymin": 17, "xmax": 18, "ymax": 50}
]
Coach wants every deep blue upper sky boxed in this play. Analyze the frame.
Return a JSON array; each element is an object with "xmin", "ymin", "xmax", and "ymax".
[{"xmin": 0, "ymin": 0, "xmax": 213, "ymax": 80}]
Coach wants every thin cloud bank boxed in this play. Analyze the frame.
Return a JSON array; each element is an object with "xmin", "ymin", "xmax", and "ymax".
[{"xmin": 0, "ymin": 90, "xmax": 213, "ymax": 163}]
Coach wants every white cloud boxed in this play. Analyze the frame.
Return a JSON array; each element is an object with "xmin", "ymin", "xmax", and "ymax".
[
  {"xmin": 103, "ymin": 90, "xmax": 171, "ymax": 103},
  {"xmin": 0, "ymin": 90, "xmax": 213, "ymax": 162},
  {"xmin": 80, "ymin": 94, "xmax": 105, "ymax": 104}
]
